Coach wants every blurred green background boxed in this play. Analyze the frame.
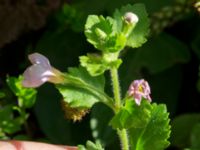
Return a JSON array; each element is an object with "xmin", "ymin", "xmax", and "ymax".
[{"xmin": 0, "ymin": 0, "xmax": 200, "ymax": 149}]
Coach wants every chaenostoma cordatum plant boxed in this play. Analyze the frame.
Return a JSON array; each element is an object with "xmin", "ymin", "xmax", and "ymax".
[{"xmin": 21, "ymin": 3, "xmax": 171, "ymax": 150}]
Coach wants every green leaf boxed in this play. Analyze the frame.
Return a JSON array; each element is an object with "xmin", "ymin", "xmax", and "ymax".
[
  {"xmin": 6, "ymin": 76, "xmax": 37, "ymax": 108},
  {"xmin": 110, "ymin": 100, "xmax": 171, "ymax": 149},
  {"xmin": 190, "ymin": 123, "xmax": 200, "ymax": 150},
  {"xmin": 78, "ymin": 140, "xmax": 104, "ymax": 150},
  {"xmin": 110, "ymin": 99, "xmax": 152, "ymax": 130},
  {"xmin": 85, "ymin": 15, "xmax": 126, "ymax": 52},
  {"xmin": 56, "ymin": 4, "xmax": 85, "ymax": 32},
  {"xmin": 58, "ymin": 85, "xmax": 99, "ymax": 108},
  {"xmin": 0, "ymin": 129, "xmax": 8, "ymax": 140},
  {"xmin": 68, "ymin": 67, "xmax": 105, "ymax": 90},
  {"xmin": 79, "ymin": 54, "xmax": 108, "ymax": 76},
  {"xmin": 0, "ymin": 91, "xmax": 5, "ymax": 98},
  {"xmin": 0, "ymin": 105, "xmax": 13, "ymax": 122},
  {"xmin": 114, "ymin": 4, "xmax": 150, "ymax": 48},
  {"xmin": 171, "ymin": 114, "xmax": 200, "ymax": 149},
  {"xmin": 121, "ymin": 33, "xmax": 190, "ymax": 74},
  {"xmin": 0, "ymin": 105, "xmax": 22, "ymax": 134},
  {"xmin": 57, "ymin": 67, "xmax": 108, "ymax": 108},
  {"xmin": 129, "ymin": 103, "xmax": 171, "ymax": 150},
  {"xmin": 80, "ymin": 53, "xmax": 122, "ymax": 76}
]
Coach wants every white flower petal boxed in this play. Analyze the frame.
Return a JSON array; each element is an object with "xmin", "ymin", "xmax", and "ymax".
[{"xmin": 124, "ymin": 12, "xmax": 139, "ymax": 24}]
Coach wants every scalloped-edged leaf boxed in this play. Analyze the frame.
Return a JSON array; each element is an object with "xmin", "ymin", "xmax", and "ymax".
[
  {"xmin": 80, "ymin": 53, "xmax": 122, "ymax": 76},
  {"xmin": 6, "ymin": 76, "xmax": 37, "ymax": 108},
  {"xmin": 110, "ymin": 99, "xmax": 152, "ymax": 130},
  {"xmin": 129, "ymin": 103, "xmax": 171, "ymax": 150},
  {"xmin": 114, "ymin": 3, "xmax": 149, "ymax": 48},
  {"xmin": 85, "ymin": 15, "xmax": 126, "ymax": 52},
  {"xmin": 79, "ymin": 54, "xmax": 108, "ymax": 76},
  {"xmin": 56, "ymin": 67, "xmax": 106, "ymax": 108}
]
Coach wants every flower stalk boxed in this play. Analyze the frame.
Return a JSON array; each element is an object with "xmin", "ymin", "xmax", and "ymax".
[
  {"xmin": 110, "ymin": 64, "xmax": 130, "ymax": 150},
  {"xmin": 110, "ymin": 67, "xmax": 121, "ymax": 110},
  {"xmin": 117, "ymin": 129, "xmax": 130, "ymax": 150}
]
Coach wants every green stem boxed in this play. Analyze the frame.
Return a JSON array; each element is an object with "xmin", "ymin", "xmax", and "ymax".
[
  {"xmin": 110, "ymin": 67, "xmax": 121, "ymax": 110},
  {"xmin": 117, "ymin": 129, "xmax": 130, "ymax": 150},
  {"xmin": 110, "ymin": 67, "xmax": 129, "ymax": 150},
  {"xmin": 20, "ymin": 109, "xmax": 33, "ymax": 138}
]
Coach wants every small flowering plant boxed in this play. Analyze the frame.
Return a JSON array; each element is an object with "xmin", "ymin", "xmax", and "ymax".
[{"xmin": 21, "ymin": 3, "xmax": 170, "ymax": 150}]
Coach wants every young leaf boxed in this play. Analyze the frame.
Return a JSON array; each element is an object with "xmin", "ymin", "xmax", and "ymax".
[
  {"xmin": 114, "ymin": 3, "xmax": 149, "ymax": 48},
  {"xmin": 79, "ymin": 54, "xmax": 108, "ymax": 76},
  {"xmin": 6, "ymin": 76, "xmax": 37, "ymax": 108},
  {"xmin": 80, "ymin": 53, "xmax": 122, "ymax": 76},
  {"xmin": 129, "ymin": 103, "xmax": 171, "ymax": 150},
  {"xmin": 85, "ymin": 15, "xmax": 126, "ymax": 52},
  {"xmin": 110, "ymin": 98, "xmax": 152, "ymax": 129},
  {"xmin": 78, "ymin": 140, "xmax": 104, "ymax": 150},
  {"xmin": 56, "ymin": 67, "xmax": 112, "ymax": 108},
  {"xmin": 0, "ymin": 105, "xmax": 22, "ymax": 135}
]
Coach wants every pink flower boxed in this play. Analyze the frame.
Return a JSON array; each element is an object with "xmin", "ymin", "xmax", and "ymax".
[
  {"xmin": 22, "ymin": 53, "xmax": 64, "ymax": 88},
  {"xmin": 128, "ymin": 79, "xmax": 151, "ymax": 105}
]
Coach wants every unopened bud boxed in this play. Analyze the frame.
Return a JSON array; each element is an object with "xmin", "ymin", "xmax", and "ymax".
[{"xmin": 124, "ymin": 12, "xmax": 139, "ymax": 24}]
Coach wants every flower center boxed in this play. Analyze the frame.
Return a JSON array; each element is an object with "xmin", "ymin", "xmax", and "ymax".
[{"xmin": 138, "ymin": 85, "xmax": 143, "ymax": 93}]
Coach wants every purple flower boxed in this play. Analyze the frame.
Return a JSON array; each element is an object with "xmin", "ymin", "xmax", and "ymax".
[
  {"xmin": 128, "ymin": 79, "xmax": 151, "ymax": 105},
  {"xmin": 22, "ymin": 53, "xmax": 64, "ymax": 88}
]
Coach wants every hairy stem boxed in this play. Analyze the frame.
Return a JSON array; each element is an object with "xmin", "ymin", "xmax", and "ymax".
[
  {"xmin": 110, "ymin": 67, "xmax": 129, "ymax": 150},
  {"xmin": 110, "ymin": 67, "xmax": 121, "ymax": 110},
  {"xmin": 117, "ymin": 129, "xmax": 130, "ymax": 150}
]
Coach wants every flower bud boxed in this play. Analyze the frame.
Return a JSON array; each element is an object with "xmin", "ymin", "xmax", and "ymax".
[
  {"xmin": 124, "ymin": 12, "xmax": 139, "ymax": 24},
  {"xmin": 122, "ymin": 12, "xmax": 139, "ymax": 37}
]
